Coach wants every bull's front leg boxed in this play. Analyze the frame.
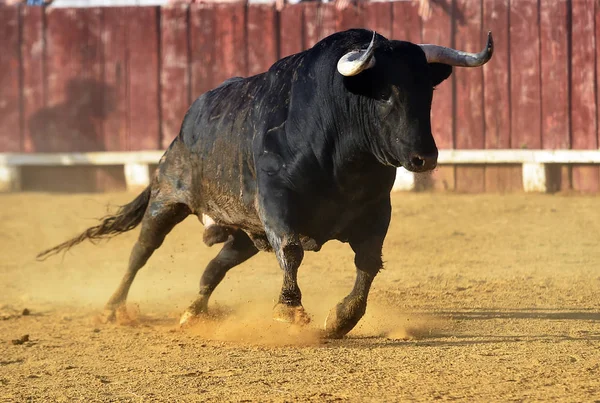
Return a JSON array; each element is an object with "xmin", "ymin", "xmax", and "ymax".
[
  {"xmin": 257, "ymin": 150, "xmax": 310, "ymax": 325},
  {"xmin": 324, "ymin": 197, "xmax": 391, "ymax": 338},
  {"xmin": 267, "ymin": 231, "xmax": 310, "ymax": 325}
]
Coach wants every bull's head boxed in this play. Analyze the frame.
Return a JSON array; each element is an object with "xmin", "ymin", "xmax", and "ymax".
[{"xmin": 336, "ymin": 30, "xmax": 493, "ymax": 173}]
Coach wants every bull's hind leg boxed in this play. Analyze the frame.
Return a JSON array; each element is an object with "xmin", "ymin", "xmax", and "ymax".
[
  {"xmin": 179, "ymin": 229, "xmax": 258, "ymax": 325},
  {"xmin": 102, "ymin": 200, "xmax": 190, "ymax": 323},
  {"xmin": 324, "ymin": 198, "xmax": 391, "ymax": 338}
]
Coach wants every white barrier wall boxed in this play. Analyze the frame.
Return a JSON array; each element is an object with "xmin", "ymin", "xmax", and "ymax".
[{"xmin": 1, "ymin": 150, "xmax": 600, "ymax": 193}]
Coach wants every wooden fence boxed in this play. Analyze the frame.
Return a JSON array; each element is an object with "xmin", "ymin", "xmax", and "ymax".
[{"xmin": 0, "ymin": 0, "xmax": 599, "ymax": 192}]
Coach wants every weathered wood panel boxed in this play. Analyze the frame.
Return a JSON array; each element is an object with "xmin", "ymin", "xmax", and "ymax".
[
  {"xmin": 102, "ymin": 7, "xmax": 130, "ymax": 152},
  {"xmin": 454, "ymin": 0, "xmax": 485, "ymax": 192},
  {"xmin": 190, "ymin": 4, "xmax": 216, "ymax": 98},
  {"xmin": 302, "ymin": 3, "xmax": 319, "ymax": 48},
  {"xmin": 571, "ymin": 0, "xmax": 598, "ymax": 193},
  {"xmin": 21, "ymin": 6, "xmax": 45, "ymax": 153},
  {"xmin": 213, "ymin": 3, "xmax": 247, "ymax": 84},
  {"xmin": 127, "ymin": 7, "xmax": 160, "ymax": 150},
  {"xmin": 160, "ymin": 5, "xmax": 190, "ymax": 149},
  {"xmin": 391, "ymin": 1, "xmax": 422, "ymax": 43},
  {"xmin": 485, "ymin": 165, "xmax": 522, "ymax": 193},
  {"xmin": 44, "ymin": 8, "xmax": 104, "ymax": 152},
  {"xmin": 364, "ymin": 2, "xmax": 392, "ymax": 39},
  {"xmin": 510, "ymin": 0, "xmax": 541, "ymax": 149},
  {"xmin": 317, "ymin": 3, "xmax": 337, "ymax": 42},
  {"xmin": 539, "ymin": 0, "xmax": 570, "ymax": 191},
  {"xmin": 422, "ymin": 0, "xmax": 453, "ymax": 150},
  {"xmin": 0, "ymin": 6, "xmax": 22, "ymax": 152},
  {"xmin": 421, "ymin": 0, "xmax": 454, "ymax": 191},
  {"xmin": 279, "ymin": 5, "xmax": 303, "ymax": 58},
  {"xmin": 483, "ymin": 0, "xmax": 510, "ymax": 149},
  {"xmin": 483, "ymin": 0, "xmax": 520, "ymax": 191},
  {"xmin": 248, "ymin": 5, "xmax": 278, "ymax": 76},
  {"xmin": 540, "ymin": 0, "xmax": 569, "ymax": 150},
  {"xmin": 455, "ymin": 164, "xmax": 486, "ymax": 193},
  {"xmin": 336, "ymin": 3, "xmax": 366, "ymax": 32},
  {"xmin": 0, "ymin": 6, "xmax": 20, "ymax": 152},
  {"xmin": 597, "ymin": 3, "xmax": 600, "ymax": 158}
]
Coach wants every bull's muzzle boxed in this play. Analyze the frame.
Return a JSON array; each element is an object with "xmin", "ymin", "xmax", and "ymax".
[{"xmin": 407, "ymin": 151, "xmax": 438, "ymax": 172}]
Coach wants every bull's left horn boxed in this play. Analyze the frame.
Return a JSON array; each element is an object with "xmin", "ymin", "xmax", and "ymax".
[
  {"xmin": 419, "ymin": 31, "xmax": 494, "ymax": 67},
  {"xmin": 337, "ymin": 31, "xmax": 377, "ymax": 76}
]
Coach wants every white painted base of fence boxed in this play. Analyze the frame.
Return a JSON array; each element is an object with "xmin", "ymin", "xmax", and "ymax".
[
  {"xmin": 0, "ymin": 165, "xmax": 21, "ymax": 192},
  {"xmin": 392, "ymin": 167, "xmax": 415, "ymax": 191},
  {"xmin": 124, "ymin": 163, "xmax": 152, "ymax": 191},
  {"xmin": 1, "ymin": 149, "xmax": 600, "ymax": 193}
]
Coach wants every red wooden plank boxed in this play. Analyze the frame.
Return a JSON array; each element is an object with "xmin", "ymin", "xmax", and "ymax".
[
  {"xmin": 429, "ymin": 166, "xmax": 456, "ymax": 191},
  {"xmin": 482, "ymin": 0, "xmax": 509, "ymax": 149},
  {"xmin": 482, "ymin": 0, "xmax": 515, "ymax": 192},
  {"xmin": 247, "ymin": 4, "xmax": 278, "ymax": 76},
  {"xmin": 571, "ymin": 0, "xmax": 598, "ymax": 193},
  {"xmin": 454, "ymin": 0, "xmax": 484, "ymax": 149},
  {"xmin": 336, "ymin": 2, "xmax": 366, "ymax": 32},
  {"xmin": 391, "ymin": 1, "xmax": 422, "ymax": 43},
  {"xmin": 421, "ymin": 0, "xmax": 453, "ymax": 150},
  {"xmin": 43, "ymin": 8, "xmax": 104, "ymax": 152},
  {"xmin": 454, "ymin": 0, "xmax": 484, "ymax": 192},
  {"xmin": 455, "ymin": 165, "xmax": 485, "ymax": 193},
  {"xmin": 598, "ymin": 3, "xmax": 600, "ymax": 153},
  {"xmin": 160, "ymin": 5, "xmax": 190, "ymax": 149},
  {"xmin": 127, "ymin": 6, "xmax": 160, "ymax": 151},
  {"xmin": 21, "ymin": 165, "xmax": 125, "ymax": 193},
  {"xmin": 279, "ymin": 5, "xmax": 303, "ymax": 57},
  {"xmin": 485, "ymin": 165, "xmax": 522, "ymax": 192},
  {"xmin": 213, "ymin": 4, "xmax": 247, "ymax": 85},
  {"xmin": 540, "ymin": 0, "xmax": 569, "ymax": 150},
  {"xmin": 364, "ymin": 2, "xmax": 392, "ymax": 40},
  {"xmin": 560, "ymin": 165, "xmax": 572, "ymax": 192},
  {"xmin": 21, "ymin": 6, "xmax": 45, "ymax": 153},
  {"xmin": 317, "ymin": 3, "xmax": 337, "ymax": 42},
  {"xmin": 190, "ymin": 4, "xmax": 216, "ymax": 98},
  {"xmin": 510, "ymin": 0, "xmax": 541, "ymax": 149},
  {"xmin": 0, "ymin": 5, "xmax": 22, "ymax": 152},
  {"xmin": 303, "ymin": 2, "xmax": 320, "ymax": 47},
  {"xmin": 102, "ymin": 7, "xmax": 129, "ymax": 152}
]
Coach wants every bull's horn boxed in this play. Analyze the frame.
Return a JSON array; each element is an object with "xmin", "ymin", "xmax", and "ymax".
[
  {"xmin": 337, "ymin": 31, "xmax": 377, "ymax": 76},
  {"xmin": 419, "ymin": 31, "xmax": 493, "ymax": 67}
]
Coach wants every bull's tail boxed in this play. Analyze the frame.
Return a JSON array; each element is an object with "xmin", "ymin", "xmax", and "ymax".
[{"xmin": 36, "ymin": 186, "xmax": 152, "ymax": 261}]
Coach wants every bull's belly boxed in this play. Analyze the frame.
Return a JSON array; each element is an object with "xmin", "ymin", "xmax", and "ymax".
[{"xmin": 201, "ymin": 203, "xmax": 354, "ymax": 253}]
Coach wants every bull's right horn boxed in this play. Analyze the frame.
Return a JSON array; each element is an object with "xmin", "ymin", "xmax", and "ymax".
[
  {"xmin": 337, "ymin": 31, "xmax": 377, "ymax": 76},
  {"xmin": 419, "ymin": 31, "xmax": 494, "ymax": 67}
]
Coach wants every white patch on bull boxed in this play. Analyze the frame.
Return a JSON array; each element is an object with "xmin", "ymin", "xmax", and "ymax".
[{"xmin": 202, "ymin": 214, "xmax": 215, "ymax": 228}]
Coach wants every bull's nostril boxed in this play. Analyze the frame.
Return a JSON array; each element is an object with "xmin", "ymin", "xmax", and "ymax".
[{"xmin": 411, "ymin": 155, "xmax": 426, "ymax": 167}]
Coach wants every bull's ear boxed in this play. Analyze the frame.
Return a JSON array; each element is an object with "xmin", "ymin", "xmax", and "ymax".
[{"xmin": 430, "ymin": 63, "xmax": 453, "ymax": 87}]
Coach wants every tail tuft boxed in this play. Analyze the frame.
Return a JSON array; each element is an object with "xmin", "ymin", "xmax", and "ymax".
[{"xmin": 36, "ymin": 186, "xmax": 152, "ymax": 261}]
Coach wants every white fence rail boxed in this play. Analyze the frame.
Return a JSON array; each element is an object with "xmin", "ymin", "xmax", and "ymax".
[{"xmin": 1, "ymin": 149, "xmax": 600, "ymax": 192}]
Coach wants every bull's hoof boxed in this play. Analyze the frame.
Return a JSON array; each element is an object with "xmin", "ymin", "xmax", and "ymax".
[
  {"xmin": 323, "ymin": 297, "xmax": 366, "ymax": 339},
  {"xmin": 99, "ymin": 308, "xmax": 117, "ymax": 324},
  {"xmin": 272, "ymin": 303, "xmax": 311, "ymax": 325},
  {"xmin": 179, "ymin": 297, "xmax": 210, "ymax": 327},
  {"xmin": 179, "ymin": 310, "xmax": 201, "ymax": 327},
  {"xmin": 98, "ymin": 305, "xmax": 134, "ymax": 325}
]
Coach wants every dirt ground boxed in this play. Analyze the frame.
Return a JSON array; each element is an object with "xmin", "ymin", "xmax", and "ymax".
[{"xmin": 1, "ymin": 190, "xmax": 599, "ymax": 402}]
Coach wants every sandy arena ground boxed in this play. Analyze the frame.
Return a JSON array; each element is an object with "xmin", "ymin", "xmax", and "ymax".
[{"xmin": 1, "ymin": 191, "xmax": 599, "ymax": 402}]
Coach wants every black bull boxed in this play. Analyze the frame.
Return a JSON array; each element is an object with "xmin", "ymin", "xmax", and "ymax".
[{"xmin": 39, "ymin": 29, "xmax": 493, "ymax": 338}]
